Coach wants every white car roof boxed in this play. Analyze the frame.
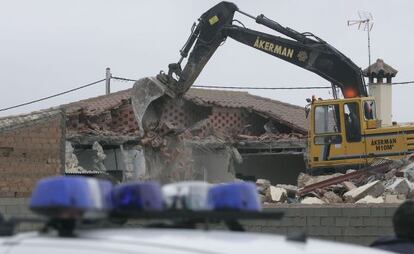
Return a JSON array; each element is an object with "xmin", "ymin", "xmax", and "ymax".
[{"xmin": 0, "ymin": 228, "xmax": 392, "ymax": 254}]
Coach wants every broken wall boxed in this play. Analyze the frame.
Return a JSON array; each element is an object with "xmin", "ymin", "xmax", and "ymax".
[
  {"xmin": 0, "ymin": 112, "xmax": 65, "ymax": 197},
  {"xmin": 139, "ymin": 96, "xmax": 302, "ymax": 184},
  {"xmin": 66, "ymin": 142, "xmax": 146, "ymax": 182},
  {"xmin": 66, "ymin": 99, "xmax": 139, "ymax": 136}
]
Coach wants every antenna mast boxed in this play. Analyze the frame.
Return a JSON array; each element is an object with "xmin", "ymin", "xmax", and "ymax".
[{"xmin": 347, "ymin": 11, "xmax": 374, "ymax": 67}]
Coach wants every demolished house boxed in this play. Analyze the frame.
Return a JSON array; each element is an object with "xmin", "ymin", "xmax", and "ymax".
[
  {"xmin": 64, "ymin": 86, "xmax": 308, "ymax": 184},
  {"xmin": 0, "ymin": 85, "xmax": 308, "ymax": 196}
]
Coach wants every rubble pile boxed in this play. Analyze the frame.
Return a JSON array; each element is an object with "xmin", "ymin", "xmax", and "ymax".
[{"xmin": 255, "ymin": 155, "xmax": 414, "ymax": 204}]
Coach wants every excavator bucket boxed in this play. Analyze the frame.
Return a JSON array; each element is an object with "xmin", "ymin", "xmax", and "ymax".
[
  {"xmin": 130, "ymin": 77, "xmax": 175, "ymax": 136},
  {"xmin": 129, "ymin": 2, "xmax": 238, "ymax": 136}
]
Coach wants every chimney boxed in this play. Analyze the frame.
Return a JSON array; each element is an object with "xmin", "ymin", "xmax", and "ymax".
[{"xmin": 363, "ymin": 59, "xmax": 398, "ymax": 126}]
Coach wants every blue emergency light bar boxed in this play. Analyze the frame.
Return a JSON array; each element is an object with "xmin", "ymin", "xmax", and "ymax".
[
  {"xmin": 29, "ymin": 176, "xmax": 113, "ymax": 218},
  {"xmin": 29, "ymin": 175, "xmax": 262, "ymax": 224},
  {"xmin": 111, "ymin": 182, "xmax": 163, "ymax": 211},
  {"xmin": 207, "ymin": 182, "xmax": 261, "ymax": 211},
  {"xmin": 22, "ymin": 177, "xmax": 281, "ymax": 236}
]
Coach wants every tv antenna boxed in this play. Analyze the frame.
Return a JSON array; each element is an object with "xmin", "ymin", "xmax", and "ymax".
[{"xmin": 347, "ymin": 11, "xmax": 374, "ymax": 67}]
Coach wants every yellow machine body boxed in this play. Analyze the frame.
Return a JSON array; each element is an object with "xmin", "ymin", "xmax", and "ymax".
[{"xmin": 307, "ymin": 97, "xmax": 414, "ymax": 170}]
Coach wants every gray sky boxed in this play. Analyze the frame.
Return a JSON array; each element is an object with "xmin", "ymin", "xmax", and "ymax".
[{"xmin": 1, "ymin": 0, "xmax": 413, "ymax": 121}]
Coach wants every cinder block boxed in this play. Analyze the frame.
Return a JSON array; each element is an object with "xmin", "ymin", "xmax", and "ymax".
[
  {"xmin": 242, "ymin": 219, "xmax": 264, "ymax": 226},
  {"xmin": 306, "ymin": 208, "xmax": 325, "ymax": 217},
  {"xmin": 307, "ymin": 217, "xmax": 320, "ymax": 226},
  {"xmin": 280, "ymin": 217, "xmax": 294, "ymax": 226},
  {"xmin": 268, "ymin": 227, "xmax": 288, "ymax": 235},
  {"xmin": 370, "ymin": 207, "xmax": 386, "ymax": 217},
  {"xmin": 265, "ymin": 219, "xmax": 282, "ymax": 227},
  {"xmin": 325, "ymin": 208, "xmax": 342, "ymax": 217},
  {"xmin": 349, "ymin": 217, "xmax": 364, "ymax": 226},
  {"xmin": 360, "ymin": 226, "xmax": 393, "ymax": 236},
  {"xmin": 307, "ymin": 226, "xmax": 339, "ymax": 236},
  {"xmin": 244, "ymin": 225, "xmax": 262, "ymax": 232},
  {"xmin": 314, "ymin": 208, "xmax": 329, "ymax": 217},
  {"xmin": 282, "ymin": 208, "xmax": 302, "ymax": 217},
  {"xmin": 385, "ymin": 207, "xmax": 398, "ymax": 216},
  {"xmin": 343, "ymin": 207, "xmax": 371, "ymax": 217},
  {"xmin": 335, "ymin": 217, "xmax": 350, "ymax": 227},
  {"xmin": 377, "ymin": 217, "xmax": 393, "ymax": 227},
  {"xmin": 321, "ymin": 217, "xmax": 334, "ymax": 226},
  {"xmin": 363, "ymin": 217, "xmax": 379, "ymax": 226},
  {"xmin": 342, "ymin": 227, "xmax": 359, "ymax": 236},
  {"xmin": 376, "ymin": 226, "xmax": 394, "ymax": 236},
  {"xmin": 292, "ymin": 216, "xmax": 306, "ymax": 226},
  {"xmin": 6, "ymin": 205, "xmax": 22, "ymax": 215},
  {"xmin": 287, "ymin": 226, "xmax": 305, "ymax": 235}
]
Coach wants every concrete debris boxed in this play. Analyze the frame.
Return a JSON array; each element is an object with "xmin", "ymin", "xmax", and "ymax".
[
  {"xmin": 256, "ymin": 179, "xmax": 271, "ymax": 195},
  {"xmin": 346, "ymin": 169, "xmax": 356, "ymax": 174},
  {"xmin": 65, "ymin": 141, "xmax": 85, "ymax": 173},
  {"xmin": 276, "ymin": 184, "xmax": 298, "ymax": 197},
  {"xmin": 322, "ymin": 191, "xmax": 343, "ymax": 203},
  {"xmin": 269, "ymin": 186, "xmax": 287, "ymax": 203},
  {"xmin": 92, "ymin": 141, "xmax": 106, "ymax": 171},
  {"xmin": 255, "ymin": 155, "xmax": 414, "ymax": 204},
  {"xmin": 343, "ymin": 180, "xmax": 385, "ymax": 202},
  {"xmin": 297, "ymin": 173, "xmax": 313, "ymax": 188},
  {"xmin": 237, "ymin": 132, "xmax": 305, "ymax": 142},
  {"xmin": 301, "ymin": 197, "xmax": 325, "ymax": 204},
  {"xmin": 257, "ymin": 178, "xmax": 271, "ymax": 186},
  {"xmin": 383, "ymin": 194, "xmax": 406, "ymax": 204},
  {"xmin": 385, "ymin": 177, "xmax": 411, "ymax": 196},
  {"xmin": 355, "ymin": 195, "xmax": 384, "ymax": 204},
  {"xmin": 65, "ymin": 142, "xmax": 78, "ymax": 169},
  {"xmin": 297, "ymin": 173, "xmax": 343, "ymax": 188},
  {"xmin": 343, "ymin": 181, "xmax": 357, "ymax": 191},
  {"xmin": 384, "ymin": 168, "xmax": 397, "ymax": 181},
  {"xmin": 401, "ymin": 162, "xmax": 414, "ymax": 182}
]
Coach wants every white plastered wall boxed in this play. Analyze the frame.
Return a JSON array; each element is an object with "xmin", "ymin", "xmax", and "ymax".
[{"xmin": 369, "ymin": 83, "xmax": 392, "ymax": 126}]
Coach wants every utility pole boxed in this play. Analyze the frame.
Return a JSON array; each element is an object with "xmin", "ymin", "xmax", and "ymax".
[{"xmin": 105, "ymin": 67, "xmax": 111, "ymax": 95}]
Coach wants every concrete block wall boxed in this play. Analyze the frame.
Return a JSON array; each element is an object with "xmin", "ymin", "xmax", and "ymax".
[
  {"xmin": 0, "ymin": 114, "xmax": 65, "ymax": 197},
  {"xmin": 0, "ymin": 198, "xmax": 399, "ymax": 246},
  {"xmin": 242, "ymin": 204, "xmax": 398, "ymax": 246},
  {"xmin": 0, "ymin": 198, "xmax": 40, "ymax": 232}
]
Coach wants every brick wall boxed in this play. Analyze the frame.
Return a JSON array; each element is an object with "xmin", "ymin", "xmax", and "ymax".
[
  {"xmin": 0, "ymin": 113, "xmax": 65, "ymax": 197},
  {"xmin": 0, "ymin": 199, "xmax": 399, "ymax": 246}
]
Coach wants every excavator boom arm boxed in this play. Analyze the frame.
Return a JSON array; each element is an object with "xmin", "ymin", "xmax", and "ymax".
[{"xmin": 160, "ymin": 1, "xmax": 367, "ymax": 98}]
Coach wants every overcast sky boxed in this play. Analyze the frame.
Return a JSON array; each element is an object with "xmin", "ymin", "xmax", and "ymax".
[{"xmin": 1, "ymin": 0, "xmax": 413, "ymax": 121}]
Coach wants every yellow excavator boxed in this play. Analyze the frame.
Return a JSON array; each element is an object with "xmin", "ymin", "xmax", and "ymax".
[{"xmin": 133, "ymin": 1, "xmax": 414, "ymax": 172}]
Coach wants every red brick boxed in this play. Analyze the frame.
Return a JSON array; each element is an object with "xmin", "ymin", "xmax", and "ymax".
[{"xmin": 0, "ymin": 115, "xmax": 64, "ymax": 197}]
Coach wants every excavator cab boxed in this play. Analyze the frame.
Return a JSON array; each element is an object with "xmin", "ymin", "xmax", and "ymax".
[{"xmin": 307, "ymin": 97, "xmax": 382, "ymax": 171}]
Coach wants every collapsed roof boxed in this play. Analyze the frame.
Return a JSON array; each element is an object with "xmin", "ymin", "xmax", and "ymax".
[{"xmin": 62, "ymin": 87, "xmax": 308, "ymax": 134}]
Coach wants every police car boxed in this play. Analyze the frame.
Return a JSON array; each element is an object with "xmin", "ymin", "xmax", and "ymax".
[{"xmin": 0, "ymin": 177, "xmax": 392, "ymax": 253}]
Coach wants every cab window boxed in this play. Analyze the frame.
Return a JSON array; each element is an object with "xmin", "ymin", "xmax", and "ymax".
[
  {"xmin": 344, "ymin": 102, "xmax": 361, "ymax": 142},
  {"xmin": 364, "ymin": 100, "xmax": 376, "ymax": 120},
  {"xmin": 314, "ymin": 104, "xmax": 341, "ymax": 134}
]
